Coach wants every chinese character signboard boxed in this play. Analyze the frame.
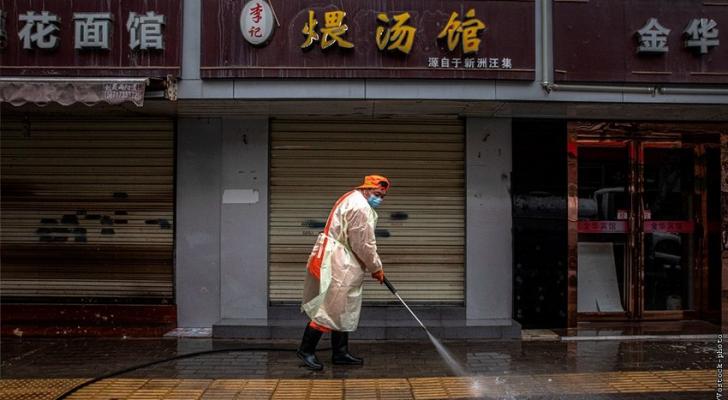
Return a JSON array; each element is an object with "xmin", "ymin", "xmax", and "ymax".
[
  {"xmin": 201, "ymin": 0, "xmax": 535, "ymax": 79},
  {"xmin": 241, "ymin": 0, "xmax": 275, "ymax": 46},
  {"xmin": 554, "ymin": 0, "xmax": 728, "ymax": 84},
  {"xmin": 0, "ymin": 0, "xmax": 181, "ymax": 77}
]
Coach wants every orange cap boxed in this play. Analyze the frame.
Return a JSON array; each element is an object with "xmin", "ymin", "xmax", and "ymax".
[{"xmin": 356, "ymin": 175, "xmax": 390, "ymax": 192}]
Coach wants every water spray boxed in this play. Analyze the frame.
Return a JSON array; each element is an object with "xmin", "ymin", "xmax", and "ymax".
[
  {"xmin": 383, "ymin": 277, "xmax": 488, "ymax": 396},
  {"xmin": 382, "ymin": 277, "xmax": 468, "ymax": 377}
]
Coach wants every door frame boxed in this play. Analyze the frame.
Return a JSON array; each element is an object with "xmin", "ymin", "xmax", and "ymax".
[{"xmin": 566, "ymin": 121, "xmax": 723, "ymax": 327}]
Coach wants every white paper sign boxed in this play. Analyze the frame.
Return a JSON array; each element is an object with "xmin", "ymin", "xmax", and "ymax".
[
  {"xmin": 577, "ymin": 242, "xmax": 625, "ymax": 313},
  {"xmin": 222, "ymin": 189, "xmax": 259, "ymax": 204}
]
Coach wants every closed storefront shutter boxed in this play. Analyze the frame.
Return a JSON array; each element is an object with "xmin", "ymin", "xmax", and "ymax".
[
  {"xmin": 269, "ymin": 118, "xmax": 464, "ymax": 304},
  {"xmin": 0, "ymin": 118, "xmax": 174, "ymax": 302}
]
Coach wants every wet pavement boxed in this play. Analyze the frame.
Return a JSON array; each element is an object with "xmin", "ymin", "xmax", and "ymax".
[{"xmin": 0, "ymin": 335, "xmax": 721, "ymax": 399}]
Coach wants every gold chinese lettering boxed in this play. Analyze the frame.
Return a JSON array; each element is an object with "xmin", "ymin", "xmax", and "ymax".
[
  {"xmin": 301, "ymin": 10, "xmax": 320, "ymax": 48},
  {"xmin": 438, "ymin": 12, "xmax": 462, "ymax": 51},
  {"xmin": 437, "ymin": 9, "xmax": 486, "ymax": 54},
  {"xmin": 321, "ymin": 10, "xmax": 354, "ymax": 49},
  {"xmin": 375, "ymin": 12, "xmax": 417, "ymax": 54},
  {"xmin": 461, "ymin": 9, "xmax": 486, "ymax": 53},
  {"xmin": 301, "ymin": 10, "xmax": 353, "ymax": 49}
]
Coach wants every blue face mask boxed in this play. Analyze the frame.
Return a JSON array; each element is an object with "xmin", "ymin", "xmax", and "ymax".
[{"xmin": 367, "ymin": 194, "xmax": 383, "ymax": 208}]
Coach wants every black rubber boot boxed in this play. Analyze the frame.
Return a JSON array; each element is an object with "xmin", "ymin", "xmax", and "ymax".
[
  {"xmin": 296, "ymin": 324, "xmax": 324, "ymax": 371},
  {"xmin": 331, "ymin": 331, "xmax": 363, "ymax": 365}
]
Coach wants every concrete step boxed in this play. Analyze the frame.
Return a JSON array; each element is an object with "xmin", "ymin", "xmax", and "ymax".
[{"xmin": 213, "ymin": 306, "xmax": 521, "ymax": 339}]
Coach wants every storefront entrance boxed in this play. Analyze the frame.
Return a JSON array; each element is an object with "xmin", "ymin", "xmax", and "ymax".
[
  {"xmin": 567, "ymin": 122, "xmax": 722, "ymax": 325},
  {"xmin": 268, "ymin": 118, "xmax": 466, "ymax": 305}
]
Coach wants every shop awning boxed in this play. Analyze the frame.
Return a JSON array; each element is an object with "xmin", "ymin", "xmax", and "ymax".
[{"xmin": 0, "ymin": 77, "xmax": 149, "ymax": 107}]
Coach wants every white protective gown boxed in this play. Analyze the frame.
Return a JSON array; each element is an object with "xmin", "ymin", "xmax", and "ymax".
[{"xmin": 301, "ymin": 190, "xmax": 383, "ymax": 332}]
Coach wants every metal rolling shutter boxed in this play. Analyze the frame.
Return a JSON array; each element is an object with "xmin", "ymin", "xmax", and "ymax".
[
  {"xmin": 269, "ymin": 118, "xmax": 464, "ymax": 303},
  {"xmin": 0, "ymin": 117, "xmax": 174, "ymax": 302}
]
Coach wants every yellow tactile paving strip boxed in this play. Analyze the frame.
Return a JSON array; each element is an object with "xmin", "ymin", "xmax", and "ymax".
[{"xmin": 0, "ymin": 370, "xmax": 716, "ymax": 400}]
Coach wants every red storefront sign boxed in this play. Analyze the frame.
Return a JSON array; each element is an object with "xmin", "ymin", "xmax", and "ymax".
[
  {"xmin": 0, "ymin": 0, "xmax": 181, "ymax": 77},
  {"xmin": 200, "ymin": 0, "xmax": 535, "ymax": 79},
  {"xmin": 553, "ymin": 0, "xmax": 728, "ymax": 84}
]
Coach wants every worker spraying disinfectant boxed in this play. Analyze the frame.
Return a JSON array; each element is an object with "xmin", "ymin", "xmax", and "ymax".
[
  {"xmin": 297, "ymin": 175, "xmax": 390, "ymax": 371},
  {"xmin": 296, "ymin": 175, "xmax": 471, "ymax": 383}
]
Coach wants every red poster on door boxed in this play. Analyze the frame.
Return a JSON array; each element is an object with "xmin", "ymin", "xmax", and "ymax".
[
  {"xmin": 643, "ymin": 220, "xmax": 694, "ymax": 233},
  {"xmin": 577, "ymin": 221, "xmax": 628, "ymax": 233}
]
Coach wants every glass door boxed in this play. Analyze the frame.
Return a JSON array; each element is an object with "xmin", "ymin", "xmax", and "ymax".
[
  {"xmin": 568, "ymin": 122, "xmax": 721, "ymax": 326},
  {"xmin": 640, "ymin": 144, "xmax": 696, "ymax": 318},
  {"xmin": 576, "ymin": 144, "xmax": 632, "ymax": 318}
]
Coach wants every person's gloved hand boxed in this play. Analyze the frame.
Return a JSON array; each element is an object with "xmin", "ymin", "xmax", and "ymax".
[{"xmin": 371, "ymin": 270, "xmax": 385, "ymax": 284}]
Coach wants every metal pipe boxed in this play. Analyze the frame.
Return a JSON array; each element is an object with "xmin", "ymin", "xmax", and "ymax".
[
  {"xmin": 539, "ymin": 0, "xmax": 658, "ymax": 97},
  {"xmin": 539, "ymin": 0, "xmax": 652, "ymax": 95},
  {"xmin": 540, "ymin": 0, "xmax": 552, "ymax": 87},
  {"xmin": 659, "ymin": 87, "xmax": 728, "ymax": 96},
  {"xmin": 383, "ymin": 277, "xmax": 431, "ymax": 334},
  {"xmin": 544, "ymin": 80, "xmax": 728, "ymax": 98},
  {"xmin": 545, "ymin": 83, "xmax": 656, "ymax": 95},
  {"xmin": 394, "ymin": 292, "xmax": 431, "ymax": 334}
]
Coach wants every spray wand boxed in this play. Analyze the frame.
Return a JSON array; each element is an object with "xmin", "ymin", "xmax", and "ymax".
[
  {"xmin": 383, "ymin": 276, "xmax": 470, "ymax": 378},
  {"xmin": 382, "ymin": 277, "xmax": 432, "ymax": 336}
]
